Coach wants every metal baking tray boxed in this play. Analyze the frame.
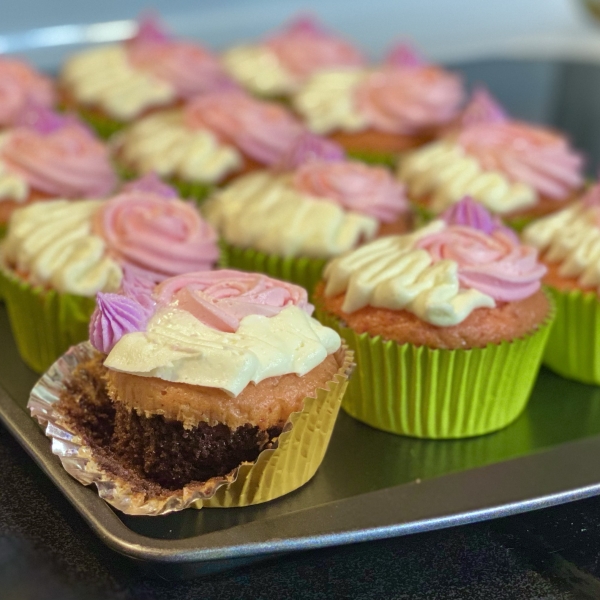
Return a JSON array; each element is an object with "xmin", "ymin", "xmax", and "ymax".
[{"xmin": 3, "ymin": 57, "xmax": 600, "ymax": 578}]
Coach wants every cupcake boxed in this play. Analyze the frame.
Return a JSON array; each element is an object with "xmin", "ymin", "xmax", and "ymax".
[
  {"xmin": 0, "ymin": 175, "xmax": 219, "ymax": 372},
  {"xmin": 114, "ymin": 89, "xmax": 306, "ymax": 203},
  {"xmin": 314, "ymin": 197, "xmax": 554, "ymax": 438},
  {"xmin": 222, "ymin": 16, "xmax": 365, "ymax": 101},
  {"xmin": 523, "ymin": 184, "xmax": 600, "ymax": 383},
  {"xmin": 205, "ymin": 134, "xmax": 411, "ymax": 293},
  {"xmin": 0, "ymin": 57, "xmax": 55, "ymax": 130},
  {"xmin": 28, "ymin": 270, "xmax": 353, "ymax": 514},
  {"xmin": 293, "ymin": 43, "xmax": 465, "ymax": 166},
  {"xmin": 398, "ymin": 88, "xmax": 584, "ymax": 229},
  {"xmin": 60, "ymin": 15, "xmax": 236, "ymax": 138},
  {"xmin": 0, "ymin": 105, "xmax": 117, "ymax": 228}
]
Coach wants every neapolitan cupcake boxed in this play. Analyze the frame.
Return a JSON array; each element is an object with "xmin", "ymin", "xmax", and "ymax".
[
  {"xmin": 523, "ymin": 184, "xmax": 600, "ymax": 383},
  {"xmin": 398, "ymin": 88, "xmax": 584, "ymax": 229},
  {"xmin": 205, "ymin": 134, "xmax": 411, "ymax": 293},
  {"xmin": 60, "ymin": 16, "xmax": 236, "ymax": 138},
  {"xmin": 0, "ymin": 106, "xmax": 117, "ymax": 228},
  {"xmin": 315, "ymin": 197, "xmax": 554, "ymax": 438},
  {"xmin": 293, "ymin": 43, "xmax": 465, "ymax": 166},
  {"xmin": 0, "ymin": 57, "xmax": 55, "ymax": 130},
  {"xmin": 114, "ymin": 89, "xmax": 306, "ymax": 203},
  {"xmin": 28, "ymin": 270, "xmax": 353, "ymax": 514},
  {"xmin": 222, "ymin": 16, "xmax": 365, "ymax": 101},
  {"xmin": 0, "ymin": 176, "xmax": 218, "ymax": 372}
]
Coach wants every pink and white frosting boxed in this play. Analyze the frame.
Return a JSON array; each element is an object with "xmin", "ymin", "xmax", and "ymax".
[
  {"xmin": 184, "ymin": 91, "xmax": 304, "ymax": 165},
  {"xmin": 0, "ymin": 58, "xmax": 55, "ymax": 128},
  {"xmin": 292, "ymin": 160, "xmax": 408, "ymax": 223},
  {"xmin": 0, "ymin": 108, "xmax": 117, "ymax": 198}
]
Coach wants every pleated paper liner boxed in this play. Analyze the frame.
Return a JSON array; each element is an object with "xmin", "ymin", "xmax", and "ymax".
[
  {"xmin": 543, "ymin": 286, "xmax": 600, "ymax": 384},
  {"xmin": 316, "ymin": 292, "xmax": 555, "ymax": 439},
  {"xmin": 28, "ymin": 342, "xmax": 354, "ymax": 515},
  {"xmin": 0, "ymin": 267, "xmax": 95, "ymax": 373},
  {"xmin": 220, "ymin": 241, "xmax": 328, "ymax": 296}
]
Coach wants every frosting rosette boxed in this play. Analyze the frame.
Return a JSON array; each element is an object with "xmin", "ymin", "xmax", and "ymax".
[
  {"xmin": 355, "ymin": 66, "xmax": 464, "ymax": 134},
  {"xmin": 292, "ymin": 160, "xmax": 407, "ymax": 222},
  {"xmin": 416, "ymin": 225, "xmax": 546, "ymax": 302},
  {"xmin": 264, "ymin": 16, "xmax": 364, "ymax": 80},
  {"xmin": 184, "ymin": 91, "xmax": 304, "ymax": 165},
  {"xmin": 93, "ymin": 191, "xmax": 219, "ymax": 276},
  {"xmin": 0, "ymin": 120, "xmax": 117, "ymax": 198},
  {"xmin": 0, "ymin": 58, "xmax": 55, "ymax": 128},
  {"xmin": 441, "ymin": 196, "xmax": 517, "ymax": 239},
  {"xmin": 276, "ymin": 132, "xmax": 345, "ymax": 171},
  {"xmin": 154, "ymin": 269, "xmax": 314, "ymax": 332}
]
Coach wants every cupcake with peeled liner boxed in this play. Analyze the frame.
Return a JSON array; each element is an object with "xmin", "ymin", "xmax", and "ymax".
[
  {"xmin": 292, "ymin": 42, "xmax": 464, "ymax": 167},
  {"xmin": 314, "ymin": 196, "xmax": 554, "ymax": 439},
  {"xmin": 60, "ymin": 15, "xmax": 236, "ymax": 138},
  {"xmin": 398, "ymin": 88, "xmax": 584, "ymax": 229},
  {"xmin": 114, "ymin": 89, "xmax": 307, "ymax": 203},
  {"xmin": 523, "ymin": 184, "xmax": 600, "ymax": 383},
  {"xmin": 28, "ymin": 270, "xmax": 353, "ymax": 515},
  {"xmin": 0, "ymin": 175, "xmax": 219, "ymax": 373},
  {"xmin": 204, "ymin": 134, "xmax": 412, "ymax": 293},
  {"xmin": 0, "ymin": 57, "xmax": 56, "ymax": 131},
  {"xmin": 222, "ymin": 15, "xmax": 365, "ymax": 101},
  {"xmin": 0, "ymin": 105, "xmax": 117, "ymax": 229}
]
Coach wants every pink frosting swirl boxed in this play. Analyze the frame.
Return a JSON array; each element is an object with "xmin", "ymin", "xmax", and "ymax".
[
  {"xmin": 355, "ymin": 66, "xmax": 464, "ymax": 134},
  {"xmin": 276, "ymin": 132, "xmax": 345, "ymax": 171},
  {"xmin": 154, "ymin": 270, "xmax": 313, "ymax": 332},
  {"xmin": 121, "ymin": 173, "xmax": 178, "ymax": 198},
  {"xmin": 264, "ymin": 16, "xmax": 364, "ymax": 80},
  {"xmin": 0, "ymin": 123, "xmax": 116, "ymax": 198},
  {"xmin": 457, "ymin": 120, "xmax": 584, "ymax": 200},
  {"xmin": 93, "ymin": 192, "xmax": 219, "ymax": 276},
  {"xmin": 384, "ymin": 42, "xmax": 425, "ymax": 68},
  {"xmin": 127, "ymin": 16, "xmax": 236, "ymax": 98},
  {"xmin": 0, "ymin": 58, "xmax": 55, "ymax": 128},
  {"xmin": 185, "ymin": 91, "xmax": 304, "ymax": 165},
  {"xmin": 293, "ymin": 160, "xmax": 408, "ymax": 222},
  {"xmin": 459, "ymin": 87, "xmax": 507, "ymax": 127},
  {"xmin": 416, "ymin": 225, "xmax": 546, "ymax": 302}
]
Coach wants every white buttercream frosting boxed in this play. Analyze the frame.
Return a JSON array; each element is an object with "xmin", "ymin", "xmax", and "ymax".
[
  {"xmin": 323, "ymin": 221, "xmax": 495, "ymax": 326},
  {"xmin": 222, "ymin": 45, "xmax": 297, "ymax": 96},
  {"xmin": 523, "ymin": 201, "xmax": 600, "ymax": 291},
  {"xmin": 293, "ymin": 69, "xmax": 368, "ymax": 134},
  {"xmin": 398, "ymin": 140, "xmax": 537, "ymax": 215},
  {"xmin": 2, "ymin": 200, "xmax": 122, "ymax": 295},
  {"xmin": 62, "ymin": 45, "xmax": 175, "ymax": 121},
  {"xmin": 104, "ymin": 305, "xmax": 341, "ymax": 396},
  {"xmin": 204, "ymin": 171, "xmax": 378, "ymax": 259},
  {"xmin": 117, "ymin": 110, "xmax": 242, "ymax": 183}
]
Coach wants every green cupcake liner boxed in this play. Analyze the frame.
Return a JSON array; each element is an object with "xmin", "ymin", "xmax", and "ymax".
[
  {"xmin": 346, "ymin": 149, "xmax": 398, "ymax": 169},
  {"xmin": 0, "ymin": 268, "xmax": 95, "ymax": 373},
  {"xmin": 220, "ymin": 241, "xmax": 327, "ymax": 295},
  {"xmin": 316, "ymin": 293, "xmax": 555, "ymax": 439},
  {"xmin": 543, "ymin": 287, "xmax": 600, "ymax": 384}
]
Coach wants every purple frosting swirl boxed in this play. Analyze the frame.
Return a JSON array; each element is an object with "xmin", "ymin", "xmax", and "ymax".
[
  {"xmin": 384, "ymin": 42, "xmax": 425, "ymax": 68},
  {"xmin": 121, "ymin": 173, "xmax": 178, "ymax": 198},
  {"xmin": 133, "ymin": 14, "xmax": 171, "ymax": 44},
  {"xmin": 460, "ymin": 87, "xmax": 507, "ymax": 127},
  {"xmin": 89, "ymin": 293, "xmax": 152, "ymax": 354},
  {"xmin": 14, "ymin": 103, "xmax": 83, "ymax": 135},
  {"xmin": 276, "ymin": 133, "xmax": 345, "ymax": 171}
]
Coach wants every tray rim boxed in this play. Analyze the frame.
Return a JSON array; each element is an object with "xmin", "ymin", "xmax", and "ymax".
[{"xmin": 2, "ymin": 381, "xmax": 600, "ymax": 566}]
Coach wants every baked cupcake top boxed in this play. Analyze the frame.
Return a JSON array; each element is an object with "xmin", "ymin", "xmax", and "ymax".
[
  {"xmin": 0, "ymin": 58, "xmax": 55, "ymax": 129},
  {"xmin": 0, "ymin": 106, "xmax": 117, "ymax": 203},
  {"xmin": 523, "ymin": 184, "xmax": 600, "ymax": 292},
  {"xmin": 2, "ymin": 175, "xmax": 218, "ymax": 296},
  {"xmin": 204, "ymin": 134, "xmax": 409, "ymax": 259},
  {"xmin": 222, "ymin": 16, "xmax": 365, "ymax": 98},
  {"xmin": 117, "ymin": 90, "xmax": 306, "ymax": 182},
  {"xmin": 61, "ymin": 15, "xmax": 235, "ymax": 121},
  {"xmin": 293, "ymin": 43, "xmax": 464, "ymax": 135},
  {"xmin": 398, "ymin": 88, "xmax": 584, "ymax": 215},
  {"xmin": 322, "ymin": 197, "xmax": 546, "ymax": 326},
  {"xmin": 89, "ymin": 269, "xmax": 341, "ymax": 396}
]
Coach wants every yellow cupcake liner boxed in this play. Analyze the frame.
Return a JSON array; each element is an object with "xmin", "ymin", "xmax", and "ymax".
[
  {"xmin": 28, "ymin": 342, "xmax": 354, "ymax": 515},
  {"xmin": 0, "ymin": 267, "xmax": 95, "ymax": 373},
  {"xmin": 220, "ymin": 241, "xmax": 328, "ymax": 295},
  {"xmin": 316, "ymin": 293, "xmax": 555, "ymax": 439},
  {"xmin": 543, "ymin": 287, "xmax": 600, "ymax": 384}
]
